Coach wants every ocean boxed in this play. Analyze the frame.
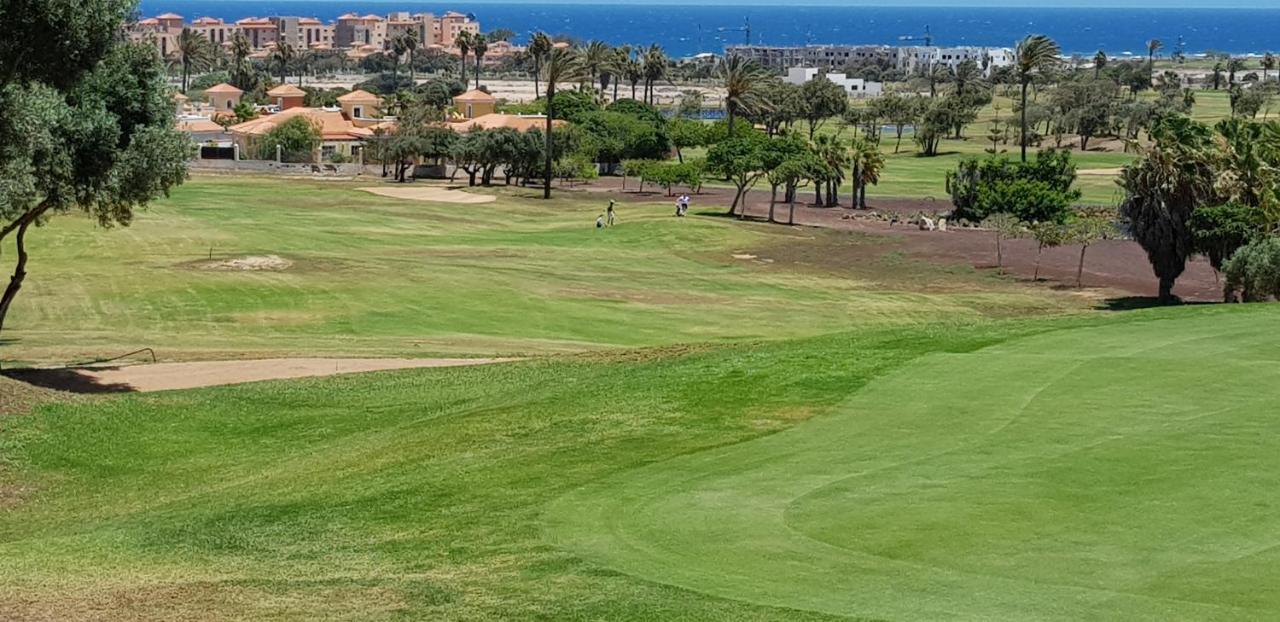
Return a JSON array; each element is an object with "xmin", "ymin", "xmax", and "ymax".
[{"xmin": 136, "ymin": 2, "xmax": 1280, "ymax": 58}]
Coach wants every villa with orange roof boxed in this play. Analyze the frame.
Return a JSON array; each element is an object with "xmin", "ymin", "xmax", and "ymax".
[
  {"xmin": 446, "ymin": 89, "xmax": 562, "ymax": 134},
  {"xmin": 226, "ymin": 89, "xmax": 388, "ymax": 162}
]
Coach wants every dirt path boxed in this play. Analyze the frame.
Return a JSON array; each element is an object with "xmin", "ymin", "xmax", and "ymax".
[
  {"xmin": 571, "ymin": 178, "xmax": 1222, "ymax": 302},
  {"xmin": 7, "ymin": 358, "xmax": 514, "ymax": 394}
]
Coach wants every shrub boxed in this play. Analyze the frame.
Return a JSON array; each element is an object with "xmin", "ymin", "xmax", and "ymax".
[
  {"xmin": 1223, "ymin": 236, "xmax": 1280, "ymax": 302},
  {"xmin": 260, "ymin": 116, "xmax": 320, "ymax": 162},
  {"xmin": 1190, "ymin": 202, "xmax": 1266, "ymax": 271},
  {"xmin": 947, "ymin": 150, "xmax": 1081, "ymax": 223}
]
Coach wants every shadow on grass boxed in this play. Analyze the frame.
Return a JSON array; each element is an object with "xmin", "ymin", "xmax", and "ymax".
[
  {"xmin": 2, "ymin": 368, "xmax": 136, "ymax": 394},
  {"xmin": 1098, "ymin": 296, "xmax": 1220, "ymax": 311}
]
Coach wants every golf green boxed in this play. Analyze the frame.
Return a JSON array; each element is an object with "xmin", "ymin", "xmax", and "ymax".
[{"xmin": 546, "ymin": 309, "xmax": 1280, "ymax": 620}]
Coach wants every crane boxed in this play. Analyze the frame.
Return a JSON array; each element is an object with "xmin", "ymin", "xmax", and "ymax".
[
  {"xmin": 898, "ymin": 25, "xmax": 933, "ymax": 47},
  {"xmin": 714, "ymin": 17, "xmax": 752, "ymax": 46}
]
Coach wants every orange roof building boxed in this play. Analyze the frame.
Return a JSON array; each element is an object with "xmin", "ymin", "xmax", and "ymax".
[
  {"xmin": 453, "ymin": 89, "xmax": 496, "ymax": 119},
  {"xmin": 266, "ymin": 84, "xmax": 307, "ymax": 110},
  {"xmin": 447, "ymin": 113, "xmax": 564, "ymax": 134}
]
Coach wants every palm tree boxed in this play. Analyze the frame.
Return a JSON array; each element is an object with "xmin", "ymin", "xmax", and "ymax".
[
  {"xmin": 849, "ymin": 138, "xmax": 884, "ymax": 209},
  {"xmin": 642, "ymin": 45, "xmax": 667, "ymax": 105},
  {"xmin": 390, "ymin": 35, "xmax": 409, "ymax": 87},
  {"xmin": 1264, "ymin": 53, "xmax": 1276, "ymax": 83},
  {"xmin": 1118, "ymin": 116, "xmax": 1217, "ymax": 302},
  {"xmin": 456, "ymin": 30, "xmax": 472, "ymax": 87},
  {"xmin": 541, "ymin": 47, "xmax": 585, "ymax": 199},
  {"xmin": 718, "ymin": 55, "xmax": 770, "ymax": 135},
  {"xmin": 1228, "ymin": 58, "xmax": 1247, "ymax": 86},
  {"xmin": 472, "ymin": 35, "xmax": 488, "ymax": 89},
  {"xmin": 611, "ymin": 46, "xmax": 629, "ymax": 101},
  {"xmin": 528, "ymin": 32, "xmax": 552, "ymax": 99},
  {"xmin": 1211, "ymin": 62, "xmax": 1225, "ymax": 90},
  {"xmin": 1093, "ymin": 50, "xmax": 1107, "ymax": 80},
  {"xmin": 1146, "ymin": 38, "xmax": 1163, "ymax": 83},
  {"xmin": 926, "ymin": 63, "xmax": 947, "ymax": 98},
  {"xmin": 228, "ymin": 31, "xmax": 256, "ymax": 92},
  {"xmin": 582, "ymin": 40, "xmax": 612, "ymax": 96},
  {"xmin": 1014, "ymin": 34, "xmax": 1061, "ymax": 162},
  {"xmin": 950, "ymin": 59, "xmax": 983, "ymax": 97},
  {"xmin": 398, "ymin": 32, "xmax": 419, "ymax": 86},
  {"xmin": 175, "ymin": 28, "xmax": 213, "ymax": 92},
  {"xmin": 270, "ymin": 42, "xmax": 297, "ymax": 87},
  {"xmin": 625, "ymin": 54, "xmax": 643, "ymax": 100}
]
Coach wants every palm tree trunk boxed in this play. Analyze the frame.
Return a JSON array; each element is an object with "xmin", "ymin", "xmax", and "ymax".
[
  {"xmin": 543, "ymin": 84, "xmax": 555, "ymax": 200},
  {"xmin": 859, "ymin": 182, "xmax": 867, "ymax": 209},
  {"xmin": 1020, "ymin": 80, "xmax": 1029, "ymax": 163},
  {"xmin": 460, "ymin": 53, "xmax": 467, "ymax": 86},
  {"xmin": 1077, "ymin": 245, "xmax": 1088, "ymax": 287},
  {"xmin": 727, "ymin": 103, "xmax": 735, "ymax": 136},
  {"xmin": 769, "ymin": 185, "xmax": 777, "ymax": 223},
  {"xmin": 475, "ymin": 56, "xmax": 482, "ymax": 89},
  {"xmin": 533, "ymin": 59, "xmax": 541, "ymax": 99}
]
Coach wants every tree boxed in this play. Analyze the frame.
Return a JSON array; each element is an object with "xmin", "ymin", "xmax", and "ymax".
[
  {"xmin": 799, "ymin": 76, "xmax": 848, "ymax": 139},
  {"xmin": 270, "ymin": 41, "xmax": 298, "ymax": 87},
  {"xmin": 1093, "ymin": 50, "xmax": 1107, "ymax": 80},
  {"xmin": 849, "ymin": 137, "xmax": 885, "ymax": 209},
  {"xmin": 767, "ymin": 154, "xmax": 819, "ymax": 224},
  {"xmin": 981, "ymin": 213, "xmax": 1025, "ymax": 271},
  {"xmin": 1146, "ymin": 39, "xmax": 1163, "ymax": 87},
  {"xmin": 718, "ymin": 55, "xmax": 770, "ymax": 136},
  {"xmin": 1211, "ymin": 62, "xmax": 1225, "ymax": 91},
  {"xmin": 175, "ymin": 27, "xmax": 213, "ymax": 92},
  {"xmin": 227, "ymin": 31, "xmax": 258, "ymax": 92},
  {"xmin": 947, "ymin": 150, "xmax": 1081, "ymax": 223},
  {"xmin": 528, "ymin": 32, "xmax": 552, "ymax": 99},
  {"xmin": 951, "ymin": 59, "xmax": 985, "ymax": 97},
  {"xmin": 398, "ymin": 32, "xmax": 419, "ymax": 86},
  {"xmin": 706, "ymin": 131, "xmax": 770, "ymax": 216},
  {"xmin": 879, "ymin": 93, "xmax": 921, "ymax": 154},
  {"xmin": 1068, "ymin": 207, "xmax": 1116, "ymax": 287},
  {"xmin": 642, "ymin": 45, "xmax": 667, "ymax": 106},
  {"xmin": 1264, "ymin": 53, "xmax": 1276, "ymax": 83},
  {"xmin": 1223, "ymin": 236, "xmax": 1280, "ymax": 302},
  {"xmin": 456, "ymin": 30, "xmax": 472, "ymax": 86},
  {"xmin": 541, "ymin": 46, "xmax": 584, "ymax": 199},
  {"xmin": 1028, "ymin": 221, "xmax": 1068, "ymax": 281},
  {"xmin": 471, "ymin": 35, "xmax": 488, "ymax": 89},
  {"xmin": 0, "ymin": 0, "xmax": 190, "ymax": 334},
  {"xmin": 1190, "ymin": 202, "xmax": 1267, "ymax": 272},
  {"xmin": 1015, "ymin": 35, "xmax": 1061, "ymax": 162},
  {"xmin": 1118, "ymin": 115, "xmax": 1218, "ymax": 302},
  {"xmin": 669, "ymin": 118, "xmax": 706, "ymax": 163},
  {"xmin": 582, "ymin": 40, "xmax": 612, "ymax": 96},
  {"xmin": 261, "ymin": 116, "xmax": 321, "ymax": 161}
]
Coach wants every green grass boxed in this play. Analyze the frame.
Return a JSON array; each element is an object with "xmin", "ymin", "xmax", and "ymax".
[
  {"xmin": 4, "ymin": 305, "xmax": 1279, "ymax": 620},
  {"xmin": 5, "ymin": 176, "xmax": 1075, "ymax": 363}
]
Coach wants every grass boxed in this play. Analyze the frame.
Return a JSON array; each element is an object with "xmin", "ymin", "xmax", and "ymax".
[
  {"xmin": 2, "ymin": 174, "xmax": 1279, "ymax": 619},
  {"xmin": 4, "ymin": 303, "xmax": 1279, "ymax": 620},
  {"xmin": 4, "ymin": 176, "xmax": 1077, "ymax": 364}
]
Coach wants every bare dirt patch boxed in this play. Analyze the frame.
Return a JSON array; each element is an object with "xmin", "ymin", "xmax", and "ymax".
[
  {"xmin": 197, "ymin": 255, "xmax": 293, "ymax": 272},
  {"xmin": 7, "ymin": 358, "xmax": 515, "ymax": 394},
  {"xmin": 360, "ymin": 185, "xmax": 496, "ymax": 204}
]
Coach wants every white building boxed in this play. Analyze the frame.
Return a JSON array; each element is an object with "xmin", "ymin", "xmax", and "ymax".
[
  {"xmin": 784, "ymin": 67, "xmax": 883, "ymax": 98},
  {"xmin": 729, "ymin": 44, "xmax": 1014, "ymax": 77}
]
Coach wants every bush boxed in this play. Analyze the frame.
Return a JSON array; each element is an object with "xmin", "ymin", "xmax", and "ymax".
[
  {"xmin": 549, "ymin": 90, "xmax": 601, "ymax": 122},
  {"xmin": 1224, "ymin": 237, "xmax": 1280, "ymax": 302},
  {"xmin": 190, "ymin": 71, "xmax": 231, "ymax": 91},
  {"xmin": 260, "ymin": 116, "xmax": 320, "ymax": 162},
  {"xmin": 1191, "ymin": 202, "xmax": 1266, "ymax": 270},
  {"xmin": 947, "ymin": 150, "xmax": 1081, "ymax": 223}
]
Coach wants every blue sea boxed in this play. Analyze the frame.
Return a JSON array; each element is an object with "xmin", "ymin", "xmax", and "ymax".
[{"xmin": 136, "ymin": 2, "xmax": 1280, "ymax": 57}]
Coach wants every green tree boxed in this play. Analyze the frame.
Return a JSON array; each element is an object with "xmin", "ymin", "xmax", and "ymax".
[
  {"xmin": 528, "ymin": 32, "xmax": 552, "ymax": 99},
  {"xmin": 669, "ymin": 118, "xmax": 707, "ymax": 163},
  {"xmin": 947, "ymin": 150, "xmax": 1081, "ymax": 223},
  {"xmin": 981, "ymin": 213, "xmax": 1025, "ymax": 271},
  {"xmin": 849, "ymin": 137, "xmax": 885, "ymax": 209},
  {"xmin": 1190, "ymin": 202, "xmax": 1267, "ymax": 271},
  {"xmin": 270, "ymin": 41, "xmax": 298, "ymax": 87},
  {"xmin": 1093, "ymin": 50, "xmax": 1107, "ymax": 80},
  {"xmin": 1068, "ymin": 206, "xmax": 1117, "ymax": 287},
  {"xmin": 706, "ymin": 130, "xmax": 770, "ymax": 216},
  {"xmin": 799, "ymin": 76, "xmax": 848, "ymax": 139},
  {"xmin": 261, "ymin": 116, "xmax": 321, "ymax": 161},
  {"xmin": 456, "ymin": 30, "xmax": 472, "ymax": 87},
  {"xmin": 642, "ymin": 45, "xmax": 667, "ymax": 106},
  {"xmin": 1146, "ymin": 39, "xmax": 1163, "ymax": 87},
  {"xmin": 1118, "ymin": 115, "xmax": 1218, "ymax": 302},
  {"xmin": 1014, "ymin": 35, "xmax": 1061, "ymax": 162},
  {"xmin": 0, "ymin": 0, "xmax": 190, "ymax": 333},
  {"xmin": 541, "ymin": 46, "xmax": 585, "ymax": 199},
  {"xmin": 1028, "ymin": 221, "xmax": 1068, "ymax": 281},
  {"xmin": 1223, "ymin": 236, "xmax": 1280, "ymax": 301},
  {"xmin": 718, "ymin": 55, "xmax": 770, "ymax": 135},
  {"xmin": 175, "ymin": 27, "xmax": 213, "ymax": 92},
  {"xmin": 471, "ymin": 35, "xmax": 488, "ymax": 89}
]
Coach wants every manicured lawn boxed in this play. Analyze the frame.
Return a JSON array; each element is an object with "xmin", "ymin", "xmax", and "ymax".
[
  {"xmin": 5, "ymin": 176, "xmax": 1071, "ymax": 364},
  {"xmin": 4, "ymin": 305, "xmax": 1279, "ymax": 620}
]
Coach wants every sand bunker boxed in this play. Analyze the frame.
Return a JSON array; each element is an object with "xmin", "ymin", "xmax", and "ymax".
[
  {"xmin": 361, "ymin": 186, "xmax": 496, "ymax": 204},
  {"xmin": 200, "ymin": 255, "xmax": 292, "ymax": 271},
  {"xmin": 54, "ymin": 357, "xmax": 514, "ymax": 392}
]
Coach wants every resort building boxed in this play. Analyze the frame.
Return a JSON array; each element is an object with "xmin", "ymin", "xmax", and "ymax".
[
  {"xmin": 784, "ymin": 67, "xmax": 883, "ymax": 98},
  {"xmin": 266, "ymin": 84, "xmax": 307, "ymax": 111},
  {"xmin": 129, "ymin": 10, "xmax": 479, "ymax": 54},
  {"xmin": 204, "ymin": 83, "xmax": 244, "ymax": 113},
  {"xmin": 726, "ymin": 43, "xmax": 1015, "ymax": 76},
  {"xmin": 446, "ymin": 89, "xmax": 562, "ymax": 133}
]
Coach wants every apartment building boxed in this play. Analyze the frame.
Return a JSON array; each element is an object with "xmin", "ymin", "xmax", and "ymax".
[
  {"xmin": 129, "ymin": 10, "xmax": 478, "ymax": 54},
  {"xmin": 726, "ymin": 43, "xmax": 1015, "ymax": 76}
]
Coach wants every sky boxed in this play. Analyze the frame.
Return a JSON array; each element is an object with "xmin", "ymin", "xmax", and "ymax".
[{"xmin": 436, "ymin": 0, "xmax": 1280, "ymax": 5}]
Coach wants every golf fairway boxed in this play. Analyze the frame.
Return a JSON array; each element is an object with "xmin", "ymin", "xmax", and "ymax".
[{"xmin": 546, "ymin": 310, "xmax": 1280, "ymax": 620}]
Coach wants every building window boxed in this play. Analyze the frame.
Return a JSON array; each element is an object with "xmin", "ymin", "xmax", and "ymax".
[
  {"xmin": 353, "ymin": 105, "xmax": 363, "ymax": 118},
  {"xmin": 321, "ymin": 145, "xmax": 336, "ymax": 159}
]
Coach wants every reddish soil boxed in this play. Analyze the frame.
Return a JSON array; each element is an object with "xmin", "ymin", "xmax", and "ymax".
[{"xmin": 575, "ymin": 177, "xmax": 1222, "ymax": 302}]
